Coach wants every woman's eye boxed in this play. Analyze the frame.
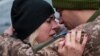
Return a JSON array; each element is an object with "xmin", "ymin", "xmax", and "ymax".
[
  {"xmin": 46, "ymin": 16, "xmax": 55, "ymax": 23},
  {"xmin": 46, "ymin": 20, "xmax": 51, "ymax": 23}
]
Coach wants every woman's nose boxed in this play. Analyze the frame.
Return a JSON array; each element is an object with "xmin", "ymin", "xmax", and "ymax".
[{"xmin": 52, "ymin": 21, "xmax": 60, "ymax": 31}]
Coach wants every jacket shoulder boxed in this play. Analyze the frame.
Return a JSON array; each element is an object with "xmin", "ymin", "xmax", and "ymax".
[
  {"xmin": 76, "ymin": 16, "xmax": 100, "ymax": 56},
  {"xmin": 0, "ymin": 35, "xmax": 59, "ymax": 56}
]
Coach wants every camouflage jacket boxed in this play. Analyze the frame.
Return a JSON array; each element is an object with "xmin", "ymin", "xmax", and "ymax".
[
  {"xmin": 75, "ymin": 16, "xmax": 100, "ymax": 56},
  {"xmin": 1, "ymin": 16, "xmax": 100, "ymax": 56},
  {"xmin": 0, "ymin": 35, "xmax": 59, "ymax": 56}
]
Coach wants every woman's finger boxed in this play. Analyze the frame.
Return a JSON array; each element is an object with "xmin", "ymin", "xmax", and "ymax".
[
  {"xmin": 82, "ymin": 34, "xmax": 88, "ymax": 46},
  {"xmin": 4, "ymin": 26, "xmax": 13, "ymax": 36},
  {"xmin": 65, "ymin": 32, "xmax": 71, "ymax": 45},
  {"xmin": 76, "ymin": 30, "xmax": 82, "ymax": 43},
  {"xmin": 58, "ymin": 41, "xmax": 65, "ymax": 49},
  {"xmin": 71, "ymin": 30, "xmax": 76, "ymax": 43}
]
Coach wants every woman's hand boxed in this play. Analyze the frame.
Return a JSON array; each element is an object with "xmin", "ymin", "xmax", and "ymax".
[
  {"xmin": 58, "ymin": 30, "xmax": 88, "ymax": 56},
  {"xmin": 4, "ymin": 26, "xmax": 13, "ymax": 36}
]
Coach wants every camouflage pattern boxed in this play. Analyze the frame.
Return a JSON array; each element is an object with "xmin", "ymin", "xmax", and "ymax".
[
  {"xmin": 75, "ymin": 16, "xmax": 100, "ymax": 56},
  {"xmin": 1, "ymin": 16, "xmax": 100, "ymax": 56},
  {"xmin": 0, "ymin": 35, "xmax": 59, "ymax": 56}
]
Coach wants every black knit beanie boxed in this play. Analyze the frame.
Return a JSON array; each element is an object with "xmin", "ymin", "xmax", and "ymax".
[{"xmin": 11, "ymin": 0, "xmax": 54, "ymax": 40}]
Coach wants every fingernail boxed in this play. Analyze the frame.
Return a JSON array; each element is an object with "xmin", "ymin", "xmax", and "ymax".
[{"xmin": 59, "ymin": 41, "xmax": 65, "ymax": 45}]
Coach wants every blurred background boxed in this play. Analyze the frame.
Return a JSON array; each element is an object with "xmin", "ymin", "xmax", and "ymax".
[{"xmin": 0, "ymin": 0, "xmax": 54, "ymax": 34}]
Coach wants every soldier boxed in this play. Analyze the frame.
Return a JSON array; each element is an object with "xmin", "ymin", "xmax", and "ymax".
[
  {"xmin": 0, "ymin": 0, "xmax": 88, "ymax": 56},
  {"xmin": 52, "ymin": 0, "xmax": 100, "ymax": 56}
]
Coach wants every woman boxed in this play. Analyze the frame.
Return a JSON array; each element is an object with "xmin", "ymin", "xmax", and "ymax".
[
  {"xmin": 0, "ymin": 0, "xmax": 57, "ymax": 56},
  {"xmin": 0, "ymin": 0, "xmax": 88, "ymax": 56}
]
